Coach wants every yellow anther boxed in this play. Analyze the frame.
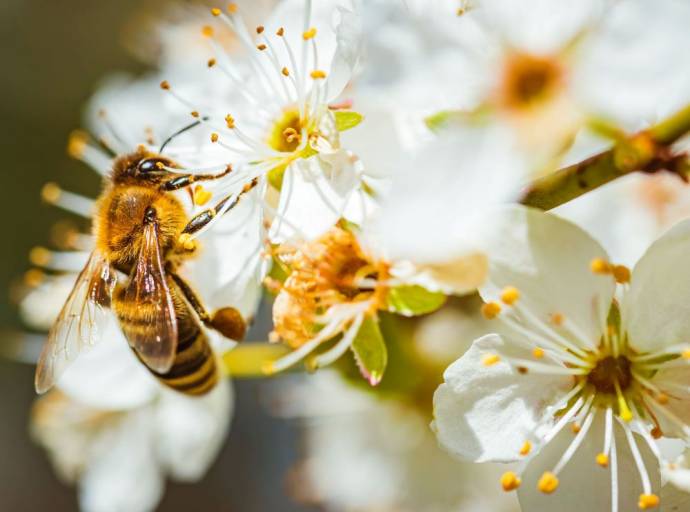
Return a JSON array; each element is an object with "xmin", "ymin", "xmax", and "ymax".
[
  {"xmin": 160, "ymin": 80, "xmax": 170, "ymax": 90},
  {"xmin": 596, "ymin": 453, "xmax": 609, "ymax": 467},
  {"xmin": 550, "ymin": 312, "xmax": 564, "ymax": 326},
  {"xmin": 656, "ymin": 393, "xmax": 669, "ymax": 405},
  {"xmin": 211, "ymin": 132, "xmax": 219, "ymax": 143},
  {"xmin": 651, "ymin": 426, "xmax": 663, "ymax": 439},
  {"xmin": 227, "ymin": 3, "xmax": 238, "ymax": 13},
  {"xmin": 211, "ymin": 7, "xmax": 221, "ymax": 16},
  {"xmin": 276, "ymin": 27, "xmax": 285, "ymax": 36},
  {"xmin": 256, "ymin": 25, "xmax": 264, "ymax": 34},
  {"xmin": 67, "ymin": 130, "xmax": 88, "ymax": 158},
  {"xmin": 207, "ymin": 58, "xmax": 217, "ymax": 67},
  {"xmin": 500, "ymin": 472, "xmax": 521, "ymax": 492},
  {"xmin": 571, "ymin": 423, "xmax": 581, "ymax": 434},
  {"xmin": 310, "ymin": 69, "xmax": 327, "ymax": 79},
  {"xmin": 257, "ymin": 44, "xmax": 267, "ymax": 51},
  {"xmin": 613, "ymin": 264, "xmax": 631, "ymax": 284},
  {"xmin": 283, "ymin": 127, "xmax": 300, "ymax": 144},
  {"xmin": 302, "ymin": 27, "xmax": 317, "ymax": 40},
  {"xmin": 638, "ymin": 493, "xmax": 660, "ymax": 509},
  {"xmin": 682, "ymin": 349, "xmax": 690, "ymax": 360},
  {"xmin": 202, "ymin": 25, "xmax": 214, "ymax": 37},
  {"xmin": 41, "ymin": 182, "xmax": 62, "ymax": 203},
  {"xmin": 519, "ymin": 441, "xmax": 532, "ymax": 456},
  {"xmin": 178, "ymin": 233, "xmax": 196, "ymax": 251},
  {"xmin": 282, "ymin": 67, "xmax": 290, "ymax": 76},
  {"xmin": 500, "ymin": 286, "xmax": 520, "ymax": 305},
  {"xmin": 191, "ymin": 111, "xmax": 199, "ymax": 118},
  {"xmin": 225, "ymin": 114, "xmax": 235, "ymax": 129},
  {"xmin": 29, "ymin": 247, "xmax": 51, "ymax": 266},
  {"xmin": 481, "ymin": 302, "xmax": 501, "ymax": 319},
  {"xmin": 193, "ymin": 185, "xmax": 212, "ymax": 206},
  {"xmin": 537, "ymin": 472, "xmax": 559, "ymax": 494},
  {"xmin": 24, "ymin": 268, "xmax": 44, "ymax": 287},
  {"xmin": 590, "ymin": 257, "xmax": 612, "ymax": 275},
  {"xmin": 482, "ymin": 354, "xmax": 501, "ymax": 367},
  {"xmin": 532, "ymin": 347, "xmax": 545, "ymax": 359}
]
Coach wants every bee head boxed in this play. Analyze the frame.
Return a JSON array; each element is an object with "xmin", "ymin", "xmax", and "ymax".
[{"xmin": 111, "ymin": 151, "xmax": 176, "ymax": 184}]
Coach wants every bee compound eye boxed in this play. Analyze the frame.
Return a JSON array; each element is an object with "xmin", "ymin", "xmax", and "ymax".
[{"xmin": 137, "ymin": 159, "xmax": 159, "ymax": 173}]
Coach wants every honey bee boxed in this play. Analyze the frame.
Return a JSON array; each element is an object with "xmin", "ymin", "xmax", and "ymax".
[{"xmin": 35, "ymin": 148, "xmax": 257, "ymax": 396}]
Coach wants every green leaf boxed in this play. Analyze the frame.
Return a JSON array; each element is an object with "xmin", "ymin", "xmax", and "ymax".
[
  {"xmin": 351, "ymin": 317, "xmax": 387, "ymax": 386},
  {"xmin": 334, "ymin": 111, "xmax": 364, "ymax": 132},
  {"xmin": 267, "ymin": 145, "xmax": 318, "ymax": 191},
  {"xmin": 386, "ymin": 285, "xmax": 447, "ymax": 317}
]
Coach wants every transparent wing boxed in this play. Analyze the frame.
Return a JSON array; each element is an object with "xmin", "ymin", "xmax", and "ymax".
[
  {"xmin": 35, "ymin": 250, "xmax": 117, "ymax": 393},
  {"xmin": 123, "ymin": 222, "xmax": 178, "ymax": 373}
]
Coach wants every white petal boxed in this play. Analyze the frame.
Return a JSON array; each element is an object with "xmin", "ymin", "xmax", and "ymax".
[
  {"xmin": 432, "ymin": 333, "xmax": 573, "ymax": 463},
  {"xmin": 626, "ymin": 219, "xmax": 690, "ymax": 354},
  {"xmin": 79, "ymin": 410, "xmax": 164, "ymax": 512},
  {"xmin": 661, "ymin": 483, "xmax": 690, "ymax": 511},
  {"xmin": 154, "ymin": 379, "xmax": 233, "ymax": 481},
  {"xmin": 19, "ymin": 274, "xmax": 75, "ymax": 331},
  {"xmin": 325, "ymin": 5, "xmax": 362, "ymax": 101},
  {"xmin": 472, "ymin": 0, "xmax": 607, "ymax": 54},
  {"xmin": 480, "ymin": 206, "xmax": 615, "ymax": 347},
  {"xmin": 269, "ymin": 156, "xmax": 356, "ymax": 243},
  {"xmin": 371, "ymin": 123, "xmax": 526, "ymax": 265},
  {"xmin": 573, "ymin": 0, "xmax": 690, "ymax": 129},
  {"xmin": 57, "ymin": 323, "xmax": 159, "ymax": 410},
  {"xmin": 518, "ymin": 413, "xmax": 660, "ymax": 512}
]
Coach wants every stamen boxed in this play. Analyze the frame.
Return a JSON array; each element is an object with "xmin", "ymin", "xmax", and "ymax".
[
  {"xmin": 591, "ymin": 257, "xmax": 612, "ymax": 275},
  {"xmin": 501, "ymin": 471, "xmax": 521, "ymax": 492},
  {"xmin": 500, "ymin": 286, "xmax": 520, "ymax": 305},
  {"xmin": 310, "ymin": 311, "xmax": 365, "ymax": 368},
  {"xmin": 310, "ymin": 70, "xmax": 327, "ymax": 80},
  {"xmin": 552, "ymin": 408, "xmax": 596, "ymax": 476},
  {"xmin": 620, "ymin": 419, "xmax": 657, "ymax": 509},
  {"xmin": 532, "ymin": 347, "xmax": 545, "ymax": 359},
  {"xmin": 613, "ymin": 265, "xmax": 631, "ymax": 284},
  {"xmin": 41, "ymin": 183, "xmax": 94, "ymax": 217},
  {"xmin": 481, "ymin": 301, "xmax": 501, "ymax": 319},
  {"xmin": 519, "ymin": 440, "xmax": 532, "ymax": 456},
  {"xmin": 302, "ymin": 27, "xmax": 317, "ymax": 40},
  {"xmin": 537, "ymin": 472, "xmax": 559, "ymax": 494}
]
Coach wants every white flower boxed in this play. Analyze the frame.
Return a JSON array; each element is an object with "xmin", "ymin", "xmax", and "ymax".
[
  {"xmin": 366, "ymin": 123, "xmax": 528, "ymax": 295},
  {"xmin": 161, "ymin": 0, "xmax": 366, "ymax": 243},
  {"xmin": 360, "ymin": 0, "xmax": 690, "ymax": 168},
  {"xmin": 31, "ymin": 370, "xmax": 232, "ymax": 512},
  {"xmin": 274, "ymin": 372, "xmax": 520, "ymax": 512},
  {"xmin": 433, "ymin": 205, "xmax": 690, "ymax": 511}
]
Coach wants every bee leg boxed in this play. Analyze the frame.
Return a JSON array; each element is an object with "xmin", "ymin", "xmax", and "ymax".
[
  {"xmin": 161, "ymin": 165, "xmax": 233, "ymax": 191},
  {"xmin": 181, "ymin": 178, "xmax": 259, "ymax": 235},
  {"xmin": 168, "ymin": 271, "xmax": 247, "ymax": 341}
]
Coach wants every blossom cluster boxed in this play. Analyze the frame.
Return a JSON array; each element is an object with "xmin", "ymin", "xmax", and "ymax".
[{"xmin": 14, "ymin": 0, "xmax": 690, "ymax": 511}]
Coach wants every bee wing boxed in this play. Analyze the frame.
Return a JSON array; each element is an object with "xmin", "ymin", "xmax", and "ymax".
[
  {"xmin": 35, "ymin": 250, "xmax": 117, "ymax": 394},
  {"xmin": 123, "ymin": 222, "xmax": 178, "ymax": 373}
]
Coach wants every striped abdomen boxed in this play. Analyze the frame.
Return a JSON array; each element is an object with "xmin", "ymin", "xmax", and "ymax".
[{"xmin": 115, "ymin": 283, "xmax": 218, "ymax": 396}]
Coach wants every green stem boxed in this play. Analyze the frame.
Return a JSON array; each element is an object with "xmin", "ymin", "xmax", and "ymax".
[{"xmin": 521, "ymin": 104, "xmax": 690, "ymax": 210}]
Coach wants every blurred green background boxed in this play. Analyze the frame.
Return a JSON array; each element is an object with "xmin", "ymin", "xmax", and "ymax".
[{"xmin": 0, "ymin": 1, "xmax": 310, "ymax": 510}]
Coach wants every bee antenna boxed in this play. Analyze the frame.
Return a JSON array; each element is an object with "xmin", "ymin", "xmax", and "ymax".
[{"xmin": 159, "ymin": 117, "xmax": 209, "ymax": 154}]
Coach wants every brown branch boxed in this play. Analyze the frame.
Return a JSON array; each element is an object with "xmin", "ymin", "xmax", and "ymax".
[{"xmin": 520, "ymin": 104, "xmax": 690, "ymax": 210}]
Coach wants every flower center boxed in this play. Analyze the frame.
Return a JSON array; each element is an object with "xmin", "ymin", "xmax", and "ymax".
[
  {"xmin": 587, "ymin": 355, "xmax": 633, "ymax": 394},
  {"xmin": 499, "ymin": 52, "xmax": 563, "ymax": 109},
  {"xmin": 271, "ymin": 226, "xmax": 389, "ymax": 348},
  {"xmin": 267, "ymin": 108, "xmax": 303, "ymax": 153}
]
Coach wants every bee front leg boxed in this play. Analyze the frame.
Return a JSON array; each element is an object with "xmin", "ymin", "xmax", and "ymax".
[
  {"xmin": 168, "ymin": 270, "xmax": 246, "ymax": 341},
  {"xmin": 161, "ymin": 165, "xmax": 233, "ymax": 192},
  {"xmin": 181, "ymin": 178, "xmax": 259, "ymax": 236}
]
